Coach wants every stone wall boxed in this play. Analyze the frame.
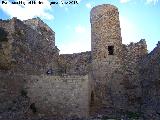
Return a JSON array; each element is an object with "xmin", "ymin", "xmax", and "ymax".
[
  {"xmin": 0, "ymin": 72, "xmax": 90, "ymax": 119},
  {"xmin": 26, "ymin": 75, "xmax": 90, "ymax": 119},
  {"xmin": 23, "ymin": 17, "xmax": 56, "ymax": 47},
  {"xmin": 0, "ymin": 18, "xmax": 91, "ymax": 119},
  {"xmin": 139, "ymin": 42, "xmax": 160, "ymax": 119},
  {"xmin": 0, "ymin": 19, "xmax": 15, "ymax": 70},
  {"xmin": 0, "ymin": 18, "xmax": 59, "ymax": 75},
  {"xmin": 119, "ymin": 39, "xmax": 148, "ymax": 112},
  {"xmin": 0, "ymin": 72, "xmax": 31, "ymax": 120},
  {"xmin": 58, "ymin": 51, "xmax": 91, "ymax": 75}
]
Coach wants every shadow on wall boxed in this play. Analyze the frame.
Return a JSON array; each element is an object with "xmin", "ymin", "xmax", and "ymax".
[{"xmin": 0, "ymin": 27, "xmax": 8, "ymax": 42}]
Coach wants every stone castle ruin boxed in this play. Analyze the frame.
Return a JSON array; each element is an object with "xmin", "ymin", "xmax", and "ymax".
[{"xmin": 0, "ymin": 4, "xmax": 160, "ymax": 120}]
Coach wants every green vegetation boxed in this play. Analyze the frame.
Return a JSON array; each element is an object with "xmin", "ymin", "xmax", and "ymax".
[{"xmin": 126, "ymin": 111, "xmax": 141, "ymax": 119}]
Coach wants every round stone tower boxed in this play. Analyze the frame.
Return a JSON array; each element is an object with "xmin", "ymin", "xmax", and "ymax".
[
  {"xmin": 90, "ymin": 4, "xmax": 122, "ymax": 60},
  {"xmin": 90, "ymin": 4, "xmax": 123, "ymax": 110}
]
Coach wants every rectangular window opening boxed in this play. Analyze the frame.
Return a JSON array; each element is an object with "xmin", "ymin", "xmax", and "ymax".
[{"xmin": 108, "ymin": 46, "xmax": 114, "ymax": 55}]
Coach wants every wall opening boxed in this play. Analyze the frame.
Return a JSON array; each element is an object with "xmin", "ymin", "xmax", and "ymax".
[
  {"xmin": 90, "ymin": 91, "xmax": 94, "ymax": 106},
  {"xmin": 30, "ymin": 103, "xmax": 37, "ymax": 114},
  {"xmin": 108, "ymin": 46, "xmax": 114, "ymax": 55}
]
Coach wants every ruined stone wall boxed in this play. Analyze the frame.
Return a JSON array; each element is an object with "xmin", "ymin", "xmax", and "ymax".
[
  {"xmin": 0, "ymin": 18, "xmax": 59, "ymax": 75},
  {"xmin": 1, "ymin": 9, "xmax": 160, "ymax": 119},
  {"xmin": 23, "ymin": 17, "xmax": 56, "ymax": 47},
  {"xmin": 0, "ymin": 72, "xmax": 90, "ymax": 119},
  {"xmin": 0, "ymin": 18, "xmax": 16, "ymax": 70},
  {"xmin": 0, "ymin": 72, "xmax": 32, "ymax": 120},
  {"xmin": 58, "ymin": 51, "xmax": 91, "ymax": 75},
  {"xmin": 0, "ymin": 18, "xmax": 91, "ymax": 119},
  {"xmin": 98, "ymin": 39, "xmax": 148, "ymax": 116},
  {"xmin": 0, "ymin": 18, "xmax": 15, "ymax": 32},
  {"xmin": 139, "ymin": 42, "xmax": 160, "ymax": 119},
  {"xmin": 118, "ymin": 39, "xmax": 148, "ymax": 112},
  {"xmin": 26, "ymin": 75, "xmax": 90, "ymax": 119}
]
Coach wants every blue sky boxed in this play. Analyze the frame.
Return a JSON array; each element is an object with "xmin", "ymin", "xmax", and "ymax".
[{"xmin": 0, "ymin": 0, "xmax": 160, "ymax": 54}]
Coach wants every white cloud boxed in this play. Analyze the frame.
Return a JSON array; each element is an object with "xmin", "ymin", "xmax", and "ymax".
[
  {"xmin": 120, "ymin": 0, "xmax": 131, "ymax": 3},
  {"xmin": 120, "ymin": 0, "xmax": 159, "ymax": 4},
  {"xmin": 59, "ymin": 25, "xmax": 91, "ymax": 54},
  {"xmin": 59, "ymin": 39, "xmax": 90, "ymax": 54},
  {"xmin": 0, "ymin": 0, "xmax": 54, "ymax": 20},
  {"xmin": 75, "ymin": 25, "xmax": 86, "ymax": 33},
  {"xmin": 86, "ymin": 3, "xmax": 92, "ymax": 9},
  {"xmin": 146, "ymin": 0, "xmax": 159, "ymax": 4},
  {"xmin": 58, "ymin": 0, "xmax": 70, "ymax": 12}
]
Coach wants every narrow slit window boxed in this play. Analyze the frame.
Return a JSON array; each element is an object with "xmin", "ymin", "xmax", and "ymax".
[
  {"xmin": 108, "ymin": 46, "xmax": 114, "ymax": 55},
  {"xmin": 90, "ymin": 91, "xmax": 94, "ymax": 106}
]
